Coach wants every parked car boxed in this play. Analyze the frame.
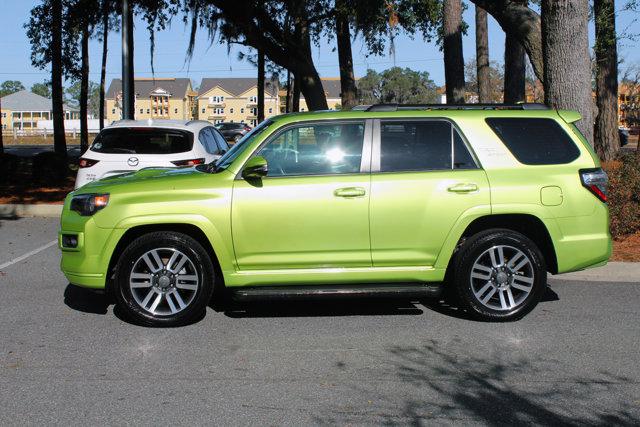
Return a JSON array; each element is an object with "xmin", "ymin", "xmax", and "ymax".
[
  {"xmin": 619, "ymin": 127, "xmax": 630, "ymax": 147},
  {"xmin": 75, "ymin": 120, "xmax": 229, "ymax": 188},
  {"xmin": 215, "ymin": 122, "xmax": 252, "ymax": 143},
  {"xmin": 60, "ymin": 104, "xmax": 611, "ymax": 326}
]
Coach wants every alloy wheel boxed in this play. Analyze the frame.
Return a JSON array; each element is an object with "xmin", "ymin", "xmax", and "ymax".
[
  {"xmin": 469, "ymin": 245, "xmax": 535, "ymax": 311},
  {"xmin": 129, "ymin": 248, "xmax": 200, "ymax": 316}
]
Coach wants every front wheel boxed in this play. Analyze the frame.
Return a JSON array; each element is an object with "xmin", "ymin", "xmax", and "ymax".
[
  {"xmin": 453, "ymin": 229, "xmax": 547, "ymax": 321},
  {"xmin": 114, "ymin": 232, "xmax": 215, "ymax": 327}
]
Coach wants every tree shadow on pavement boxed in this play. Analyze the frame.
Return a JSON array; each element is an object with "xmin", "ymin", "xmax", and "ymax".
[
  {"xmin": 314, "ymin": 338, "xmax": 639, "ymax": 425},
  {"xmin": 63, "ymin": 284, "xmax": 110, "ymax": 315}
]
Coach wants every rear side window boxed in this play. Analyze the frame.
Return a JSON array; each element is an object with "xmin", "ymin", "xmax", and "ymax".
[
  {"xmin": 485, "ymin": 118, "xmax": 580, "ymax": 165},
  {"xmin": 91, "ymin": 128, "xmax": 193, "ymax": 154},
  {"xmin": 380, "ymin": 120, "xmax": 477, "ymax": 172}
]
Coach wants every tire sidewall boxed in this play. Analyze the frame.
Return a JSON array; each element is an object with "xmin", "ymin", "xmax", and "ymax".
[
  {"xmin": 455, "ymin": 230, "xmax": 547, "ymax": 321},
  {"xmin": 115, "ymin": 232, "xmax": 214, "ymax": 327}
]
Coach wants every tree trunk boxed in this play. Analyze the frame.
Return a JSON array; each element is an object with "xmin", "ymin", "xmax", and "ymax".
[
  {"xmin": 80, "ymin": 20, "xmax": 89, "ymax": 152},
  {"xmin": 336, "ymin": 0, "xmax": 357, "ymax": 110},
  {"xmin": 469, "ymin": 0, "xmax": 543, "ymax": 83},
  {"xmin": 51, "ymin": 0, "xmax": 67, "ymax": 157},
  {"xmin": 443, "ymin": 0, "xmax": 466, "ymax": 104},
  {"xmin": 292, "ymin": 75, "xmax": 301, "ymax": 113},
  {"xmin": 542, "ymin": 0, "xmax": 594, "ymax": 145},
  {"xmin": 99, "ymin": 0, "xmax": 109, "ymax": 130},
  {"xmin": 257, "ymin": 49, "xmax": 265, "ymax": 122},
  {"xmin": 294, "ymin": 16, "xmax": 327, "ymax": 110},
  {"xmin": 594, "ymin": 0, "xmax": 619, "ymax": 161},
  {"xmin": 475, "ymin": 5, "xmax": 490, "ymax": 103},
  {"xmin": 285, "ymin": 70, "xmax": 291, "ymax": 113},
  {"xmin": 0, "ymin": 97, "xmax": 4, "ymax": 153},
  {"xmin": 504, "ymin": 0, "xmax": 527, "ymax": 104}
]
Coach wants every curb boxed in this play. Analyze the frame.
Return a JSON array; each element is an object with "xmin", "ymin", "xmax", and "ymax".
[
  {"xmin": 551, "ymin": 262, "xmax": 639, "ymax": 283},
  {"xmin": 0, "ymin": 204, "xmax": 62, "ymax": 218}
]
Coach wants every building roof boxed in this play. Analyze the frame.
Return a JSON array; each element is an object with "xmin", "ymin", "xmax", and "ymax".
[
  {"xmin": 106, "ymin": 78, "xmax": 193, "ymax": 99},
  {"xmin": 317, "ymin": 78, "xmax": 342, "ymax": 99},
  {"xmin": 0, "ymin": 90, "xmax": 77, "ymax": 112},
  {"xmin": 198, "ymin": 77, "xmax": 279, "ymax": 97}
]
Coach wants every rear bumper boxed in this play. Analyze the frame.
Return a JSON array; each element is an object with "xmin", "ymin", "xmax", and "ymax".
[{"xmin": 553, "ymin": 204, "xmax": 612, "ymax": 274}]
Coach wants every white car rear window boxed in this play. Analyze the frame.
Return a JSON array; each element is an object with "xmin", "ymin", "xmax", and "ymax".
[{"xmin": 91, "ymin": 128, "xmax": 193, "ymax": 154}]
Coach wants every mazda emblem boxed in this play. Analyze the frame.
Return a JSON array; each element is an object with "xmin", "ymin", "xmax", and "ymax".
[{"xmin": 127, "ymin": 157, "xmax": 139, "ymax": 167}]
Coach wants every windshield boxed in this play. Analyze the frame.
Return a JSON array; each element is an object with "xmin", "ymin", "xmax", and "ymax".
[
  {"xmin": 90, "ymin": 128, "xmax": 193, "ymax": 154},
  {"xmin": 212, "ymin": 119, "xmax": 274, "ymax": 172}
]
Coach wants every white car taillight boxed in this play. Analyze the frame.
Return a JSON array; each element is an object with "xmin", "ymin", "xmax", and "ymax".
[
  {"xmin": 171, "ymin": 158, "xmax": 205, "ymax": 167},
  {"xmin": 78, "ymin": 158, "xmax": 99, "ymax": 168},
  {"xmin": 580, "ymin": 168, "xmax": 608, "ymax": 203}
]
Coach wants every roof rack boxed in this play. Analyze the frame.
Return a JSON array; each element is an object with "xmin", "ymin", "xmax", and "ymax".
[{"xmin": 354, "ymin": 103, "xmax": 549, "ymax": 112}]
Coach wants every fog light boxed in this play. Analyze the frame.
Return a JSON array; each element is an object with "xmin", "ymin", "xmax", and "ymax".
[{"xmin": 62, "ymin": 234, "xmax": 78, "ymax": 248}]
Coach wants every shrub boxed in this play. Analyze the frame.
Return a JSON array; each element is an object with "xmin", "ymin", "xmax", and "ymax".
[
  {"xmin": 603, "ymin": 152, "xmax": 640, "ymax": 239},
  {"xmin": 31, "ymin": 151, "xmax": 70, "ymax": 184}
]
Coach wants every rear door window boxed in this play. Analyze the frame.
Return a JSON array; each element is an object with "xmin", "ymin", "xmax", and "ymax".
[
  {"xmin": 485, "ymin": 118, "xmax": 580, "ymax": 165},
  {"xmin": 379, "ymin": 120, "xmax": 477, "ymax": 172},
  {"xmin": 91, "ymin": 128, "xmax": 193, "ymax": 154}
]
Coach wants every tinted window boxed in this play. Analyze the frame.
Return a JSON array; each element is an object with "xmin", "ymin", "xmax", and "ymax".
[
  {"xmin": 380, "ymin": 120, "xmax": 476, "ymax": 172},
  {"xmin": 91, "ymin": 128, "xmax": 192, "ymax": 154},
  {"xmin": 257, "ymin": 122, "xmax": 365, "ymax": 177},
  {"xmin": 486, "ymin": 118, "xmax": 580, "ymax": 165},
  {"xmin": 199, "ymin": 128, "xmax": 219, "ymax": 154},
  {"xmin": 212, "ymin": 129, "xmax": 229, "ymax": 153}
]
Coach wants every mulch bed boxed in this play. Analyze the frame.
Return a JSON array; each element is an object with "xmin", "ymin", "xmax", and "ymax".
[
  {"xmin": 612, "ymin": 232, "xmax": 640, "ymax": 262},
  {"xmin": 0, "ymin": 180, "xmax": 74, "ymax": 205}
]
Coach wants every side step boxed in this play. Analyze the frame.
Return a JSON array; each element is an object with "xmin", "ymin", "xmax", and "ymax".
[{"xmin": 230, "ymin": 283, "xmax": 443, "ymax": 302}]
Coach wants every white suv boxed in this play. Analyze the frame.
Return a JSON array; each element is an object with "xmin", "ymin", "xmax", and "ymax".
[{"xmin": 75, "ymin": 120, "xmax": 229, "ymax": 188}]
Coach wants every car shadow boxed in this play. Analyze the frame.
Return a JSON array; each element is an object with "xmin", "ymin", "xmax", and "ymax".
[
  {"xmin": 63, "ymin": 283, "xmax": 111, "ymax": 315},
  {"xmin": 221, "ymin": 298, "xmax": 425, "ymax": 318}
]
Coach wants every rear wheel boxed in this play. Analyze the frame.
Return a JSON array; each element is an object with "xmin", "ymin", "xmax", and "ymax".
[
  {"xmin": 454, "ymin": 229, "xmax": 547, "ymax": 321},
  {"xmin": 114, "ymin": 232, "xmax": 215, "ymax": 327}
]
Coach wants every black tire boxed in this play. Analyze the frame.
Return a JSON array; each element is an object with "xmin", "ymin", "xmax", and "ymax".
[
  {"xmin": 114, "ymin": 232, "xmax": 215, "ymax": 327},
  {"xmin": 453, "ymin": 229, "xmax": 547, "ymax": 322}
]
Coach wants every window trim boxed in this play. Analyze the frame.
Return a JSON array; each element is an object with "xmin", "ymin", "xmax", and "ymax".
[
  {"xmin": 234, "ymin": 119, "xmax": 373, "ymax": 180},
  {"xmin": 371, "ymin": 118, "xmax": 481, "ymax": 174}
]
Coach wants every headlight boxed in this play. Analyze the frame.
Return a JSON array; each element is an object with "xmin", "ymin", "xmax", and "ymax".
[{"xmin": 70, "ymin": 193, "xmax": 110, "ymax": 216}]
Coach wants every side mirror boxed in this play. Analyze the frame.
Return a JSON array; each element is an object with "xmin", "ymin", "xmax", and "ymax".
[{"xmin": 241, "ymin": 156, "xmax": 268, "ymax": 180}]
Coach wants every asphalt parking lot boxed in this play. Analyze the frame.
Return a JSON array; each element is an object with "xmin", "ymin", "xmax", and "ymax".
[{"xmin": 1, "ymin": 217, "xmax": 639, "ymax": 425}]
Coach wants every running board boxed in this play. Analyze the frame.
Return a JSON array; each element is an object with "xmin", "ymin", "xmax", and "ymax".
[{"xmin": 230, "ymin": 283, "xmax": 443, "ymax": 301}]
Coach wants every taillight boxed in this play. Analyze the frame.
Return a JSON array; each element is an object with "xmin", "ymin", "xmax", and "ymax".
[
  {"xmin": 580, "ymin": 168, "xmax": 608, "ymax": 203},
  {"xmin": 78, "ymin": 158, "xmax": 99, "ymax": 168},
  {"xmin": 171, "ymin": 158, "xmax": 205, "ymax": 167}
]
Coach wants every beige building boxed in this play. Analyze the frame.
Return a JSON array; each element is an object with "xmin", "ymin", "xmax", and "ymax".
[
  {"xmin": 105, "ymin": 78, "xmax": 197, "ymax": 123},
  {"xmin": 279, "ymin": 78, "xmax": 344, "ymax": 113},
  {"xmin": 197, "ymin": 78, "xmax": 279, "ymax": 126},
  {"xmin": 0, "ymin": 90, "xmax": 78, "ymax": 131}
]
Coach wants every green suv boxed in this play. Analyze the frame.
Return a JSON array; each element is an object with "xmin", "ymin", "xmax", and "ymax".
[{"xmin": 59, "ymin": 104, "xmax": 611, "ymax": 326}]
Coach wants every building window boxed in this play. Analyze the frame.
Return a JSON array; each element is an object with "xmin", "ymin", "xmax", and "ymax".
[
  {"xmin": 240, "ymin": 108, "xmax": 244, "ymax": 113},
  {"xmin": 268, "ymin": 108, "xmax": 272, "ymax": 113},
  {"xmin": 301, "ymin": 108, "xmax": 306, "ymax": 111},
  {"xmin": 174, "ymin": 108, "xmax": 178, "ymax": 114},
  {"xmin": 147, "ymin": 109, "xmax": 150, "ymax": 114},
  {"xmin": 1, "ymin": 112, "xmax": 5, "ymax": 118},
  {"xmin": 202, "ymin": 108, "xmax": 205, "ymax": 113},
  {"xmin": 112, "ymin": 109, "xmax": 115, "ymax": 114},
  {"xmin": 230, "ymin": 108, "xmax": 234, "ymax": 114},
  {"xmin": 139, "ymin": 108, "xmax": 143, "ymax": 114}
]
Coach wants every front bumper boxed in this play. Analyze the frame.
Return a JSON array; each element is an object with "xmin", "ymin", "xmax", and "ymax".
[{"xmin": 59, "ymin": 218, "xmax": 125, "ymax": 289}]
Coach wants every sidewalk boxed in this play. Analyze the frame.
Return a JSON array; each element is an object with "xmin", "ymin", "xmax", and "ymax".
[{"xmin": 552, "ymin": 262, "xmax": 639, "ymax": 283}]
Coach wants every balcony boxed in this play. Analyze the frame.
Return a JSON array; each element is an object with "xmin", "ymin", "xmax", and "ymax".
[
  {"xmin": 208, "ymin": 114, "xmax": 226, "ymax": 120},
  {"xmin": 208, "ymin": 102, "xmax": 226, "ymax": 107}
]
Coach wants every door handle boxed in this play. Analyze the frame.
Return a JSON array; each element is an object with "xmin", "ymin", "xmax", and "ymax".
[
  {"xmin": 447, "ymin": 183, "xmax": 479, "ymax": 193},
  {"xmin": 334, "ymin": 187, "xmax": 366, "ymax": 198}
]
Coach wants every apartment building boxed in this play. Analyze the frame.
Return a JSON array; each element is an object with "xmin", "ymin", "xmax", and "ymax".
[
  {"xmin": 0, "ymin": 90, "xmax": 78, "ymax": 131},
  {"xmin": 279, "ymin": 78, "xmax": 344, "ymax": 113},
  {"xmin": 105, "ymin": 78, "xmax": 197, "ymax": 123},
  {"xmin": 197, "ymin": 78, "xmax": 279, "ymax": 126}
]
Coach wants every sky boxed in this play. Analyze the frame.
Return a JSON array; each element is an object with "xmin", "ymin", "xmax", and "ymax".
[{"xmin": 0, "ymin": 1, "xmax": 639, "ymax": 91}]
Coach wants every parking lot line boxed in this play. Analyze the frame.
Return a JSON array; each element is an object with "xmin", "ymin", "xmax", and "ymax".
[{"xmin": 0, "ymin": 240, "xmax": 58, "ymax": 270}]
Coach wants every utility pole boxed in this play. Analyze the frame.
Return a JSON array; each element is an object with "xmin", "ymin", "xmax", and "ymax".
[{"xmin": 121, "ymin": 0, "xmax": 135, "ymax": 120}]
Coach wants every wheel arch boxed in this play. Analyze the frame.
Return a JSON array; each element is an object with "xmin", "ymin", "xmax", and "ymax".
[
  {"xmin": 106, "ymin": 222, "xmax": 227, "ymax": 295},
  {"xmin": 439, "ymin": 213, "xmax": 559, "ymax": 275}
]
